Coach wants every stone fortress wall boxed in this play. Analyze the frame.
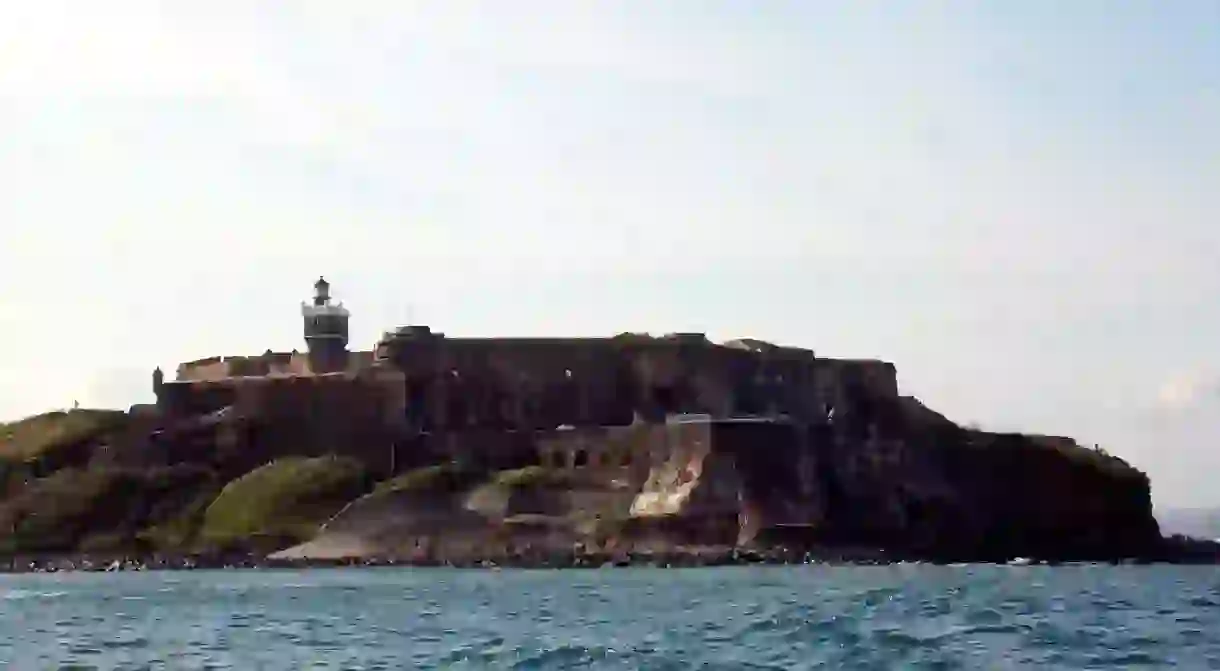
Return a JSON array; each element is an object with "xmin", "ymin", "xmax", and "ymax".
[
  {"xmin": 176, "ymin": 351, "xmax": 374, "ymax": 382},
  {"xmin": 159, "ymin": 342, "xmax": 897, "ymax": 465},
  {"xmin": 371, "ymin": 325, "xmax": 898, "ymax": 432},
  {"xmin": 152, "ymin": 279, "xmax": 903, "ymax": 483}
]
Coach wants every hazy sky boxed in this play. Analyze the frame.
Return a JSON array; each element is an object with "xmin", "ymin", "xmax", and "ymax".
[{"xmin": 1, "ymin": 2, "xmax": 1216, "ymax": 508}]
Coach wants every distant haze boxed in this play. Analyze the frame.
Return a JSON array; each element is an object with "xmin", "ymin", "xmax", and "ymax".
[
  {"xmin": 1157, "ymin": 508, "xmax": 1220, "ymax": 541},
  {"xmin": 0, "ymin": 2, "xmax": 1217, "ymax": 509}
]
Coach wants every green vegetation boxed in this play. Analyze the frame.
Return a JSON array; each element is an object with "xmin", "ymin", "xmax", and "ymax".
[
  {"xmin": 137, "ymin": 481, "xmax": 226, "ymax": 552},
  {"xmin": 199, "ymin": 455, "xmax": 369, "ymax": 548},
  {"xmin": 372, "ymin": 462, "xmax": 486, "ymax": 496},
  {"xmin": 464, "ymin": 466, "xmax": 550, "ymax": 514},
  {"xmin": 0, "ymin": 409, "xmax": 127, "ymax": 461},
  {"xmin": 0, "ymin": 464, "xmax": 215, "ymax": 554},
  {"xmin": 464, "ymin": 465, "xmax": 593, "ymax": 518},
  {"xmin": 0, "ymin": 468, "xmax": 131, "ymax": 553},
  {"xmin": 490, "ymin": 465, "xmax": 579, "ymax": 489},
  {"xmin": 0, "ymin": 387, "xmax": 1158, "ymax": 563}
]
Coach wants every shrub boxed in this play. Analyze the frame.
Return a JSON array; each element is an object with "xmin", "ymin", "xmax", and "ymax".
[
  {"xmin": 491, "ymin": 465, "xmax": 579, "ymax": 489},
  {"xmin": 0, "ymin": 468, "xmax": 138, "ymax": 553},
  {"xmin": 372, "ymin": 462, "xmax": 485, "ymax": 496},
  {"xmin": 0, "ymin": 464, "xmax": 219, "ymax": 555},
  {"xmin": 199, "ymin": 455, "xmax": 369, "ymax": 547},
  {"xmin": 0, "ymin": 409, "xmax": 127, "ymax": 462},
  {"xmin": 137, "ymin": 486, "xmax": 222, "ymax": 552}
]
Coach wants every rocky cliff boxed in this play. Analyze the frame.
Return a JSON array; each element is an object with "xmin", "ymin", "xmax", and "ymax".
[
  {"xmin": 0, "ymin": 363, "xmax": 1191, "ymax": 566},
  {"xmin": 269, "ymin": 396, "xmax": 1163, "ymax": 564}
]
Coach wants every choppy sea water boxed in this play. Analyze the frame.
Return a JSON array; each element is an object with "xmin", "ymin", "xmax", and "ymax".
[{"xmin": 0, "ymin": 565, "xmax": 1217, "ymax": 669}]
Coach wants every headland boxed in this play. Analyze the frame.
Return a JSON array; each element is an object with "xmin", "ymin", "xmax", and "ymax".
[{"xmin": 0, "ymin": 278, "xmax": 1214, "ymax": 571}]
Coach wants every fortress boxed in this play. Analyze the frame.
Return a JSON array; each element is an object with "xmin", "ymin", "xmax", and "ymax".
[
  {"xmin": 30, "ymin": 277, "xmax": 1159, "ymax": 563},
  {"xmin": 148, "ymin": 277, "xmax": 906, "ymax": 481},
  {"xmin": 158, "ymin": 278, "xmax": 898, "ymax": 420}
]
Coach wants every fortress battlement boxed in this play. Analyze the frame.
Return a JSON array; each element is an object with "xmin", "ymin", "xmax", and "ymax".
[
  {"xmin": 155, "ymin": 278, "xmax": 899, "ymax": 437},
  {"xmin": 176, "ymin": 351, "xmax": 374, "ymax": 382}
]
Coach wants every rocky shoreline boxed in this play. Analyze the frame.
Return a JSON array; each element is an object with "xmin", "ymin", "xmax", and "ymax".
[
  {"xmin": 0, "ymin": 547, "xmax": 843, "ymax": 574},
  {"xmin": 0, "ymin": 344, "xmax": 1196, "ymax": 572},
  {"xmin": 4, "ymin": 536, "xmax": 1217, "ymax": 574},
  {"xmin": 1, "ymin": 286, "xmax": 1199, "ymax": 573}
]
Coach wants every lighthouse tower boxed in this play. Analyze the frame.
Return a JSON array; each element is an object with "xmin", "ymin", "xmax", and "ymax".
[{"xmin": 301, "ymin": 276, "xmax": 350, "ymax": 373}]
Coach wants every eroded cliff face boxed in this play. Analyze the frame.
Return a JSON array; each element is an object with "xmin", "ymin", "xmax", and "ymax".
[
  {"xmin": 0, "ymin": 348, "xmax": 1167, "ymax": 563},
  {"xmin": 273, "ymin": 403, "xmax": 1160, "ymax": 564},
  {"xmin": 612, "ymin": 398, "xmax": 1159, "ymax": 562}
]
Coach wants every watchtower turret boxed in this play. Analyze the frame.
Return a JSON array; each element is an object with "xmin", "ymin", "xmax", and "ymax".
[{"xmin": 301, "ymin": 276, "xmax": 350, "ymax": 373}]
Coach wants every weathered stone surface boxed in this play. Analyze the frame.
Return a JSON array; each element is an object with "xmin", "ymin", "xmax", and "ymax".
[
  {"xmin": 0, "ymin": 325, "xmax": 1178, "ymax": 564},
  {"xmin": 275, "ymin": 407, "xmax": 1161, "ymax": 564}
]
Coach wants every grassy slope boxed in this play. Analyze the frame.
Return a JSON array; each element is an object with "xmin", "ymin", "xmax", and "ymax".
[
  {"xmin": 200, "ymin": 455, "xmax": 370, "ymax": 549},
  {"xmin": 371, "ymin": 462, "xmax": 487, "ymax": 497},
  {"xmin": 0, "ymin": 411, "xmax": 385, "ymax": 555},
  {"xmin": 0, "ymin": 409, "xmax": 127, "ymax": 461},
  {"xmin": 0, "ymin": 465, "xmax": 217, "ymax": 554},
  {"xmin": 0, "ymin": 399, "xmax": 1159, "ymax": 559}
]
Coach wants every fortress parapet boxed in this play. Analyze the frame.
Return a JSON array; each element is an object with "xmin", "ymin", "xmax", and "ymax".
[
  {"xmin": 156, "ymin": 277, "xmax": 900, "ymax": 444},
  {"xmin": 175, "ymin": 351, "xmax": 373, "ymax": 382}
]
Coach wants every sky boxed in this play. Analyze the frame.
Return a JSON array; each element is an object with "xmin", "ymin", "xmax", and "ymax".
[{"xmin": 0, "ymin": 1, "xmax": 1217, "ymax": 509}]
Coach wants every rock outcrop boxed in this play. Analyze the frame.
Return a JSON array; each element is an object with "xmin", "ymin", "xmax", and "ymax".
[
  {"xmin": 270, "ymin": 397, "xmax": 1161, "ymax": 564},
  {"xmin": 0, "ymin": 351, "xmax": 1182, "ymax": 566}
]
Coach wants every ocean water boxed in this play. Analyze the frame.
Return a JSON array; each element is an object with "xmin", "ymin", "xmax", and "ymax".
[{"xmin": 0, "ymin": 565, "xmax": 1216, "ymax": 669}]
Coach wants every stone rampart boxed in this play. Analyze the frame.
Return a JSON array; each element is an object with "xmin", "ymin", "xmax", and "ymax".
[
  {"xmin": 168, "ymin": 324, "xmax": 900, "ymax": 438},
  {"xmin": 157, "ymin": 330, "xmax": 903, "ymax": 489},
  {"xmin": 175, "ymin": 351, "xmax": 373, "ymax": 382},
  {"xmin": 372, "ymin": 330, "xmax": 894, "ymax": 431}
]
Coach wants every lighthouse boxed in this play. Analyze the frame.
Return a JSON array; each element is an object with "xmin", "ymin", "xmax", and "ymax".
[{"xmin": 301, "ymin": 276, "xmax": 350, "ymax": 373}]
